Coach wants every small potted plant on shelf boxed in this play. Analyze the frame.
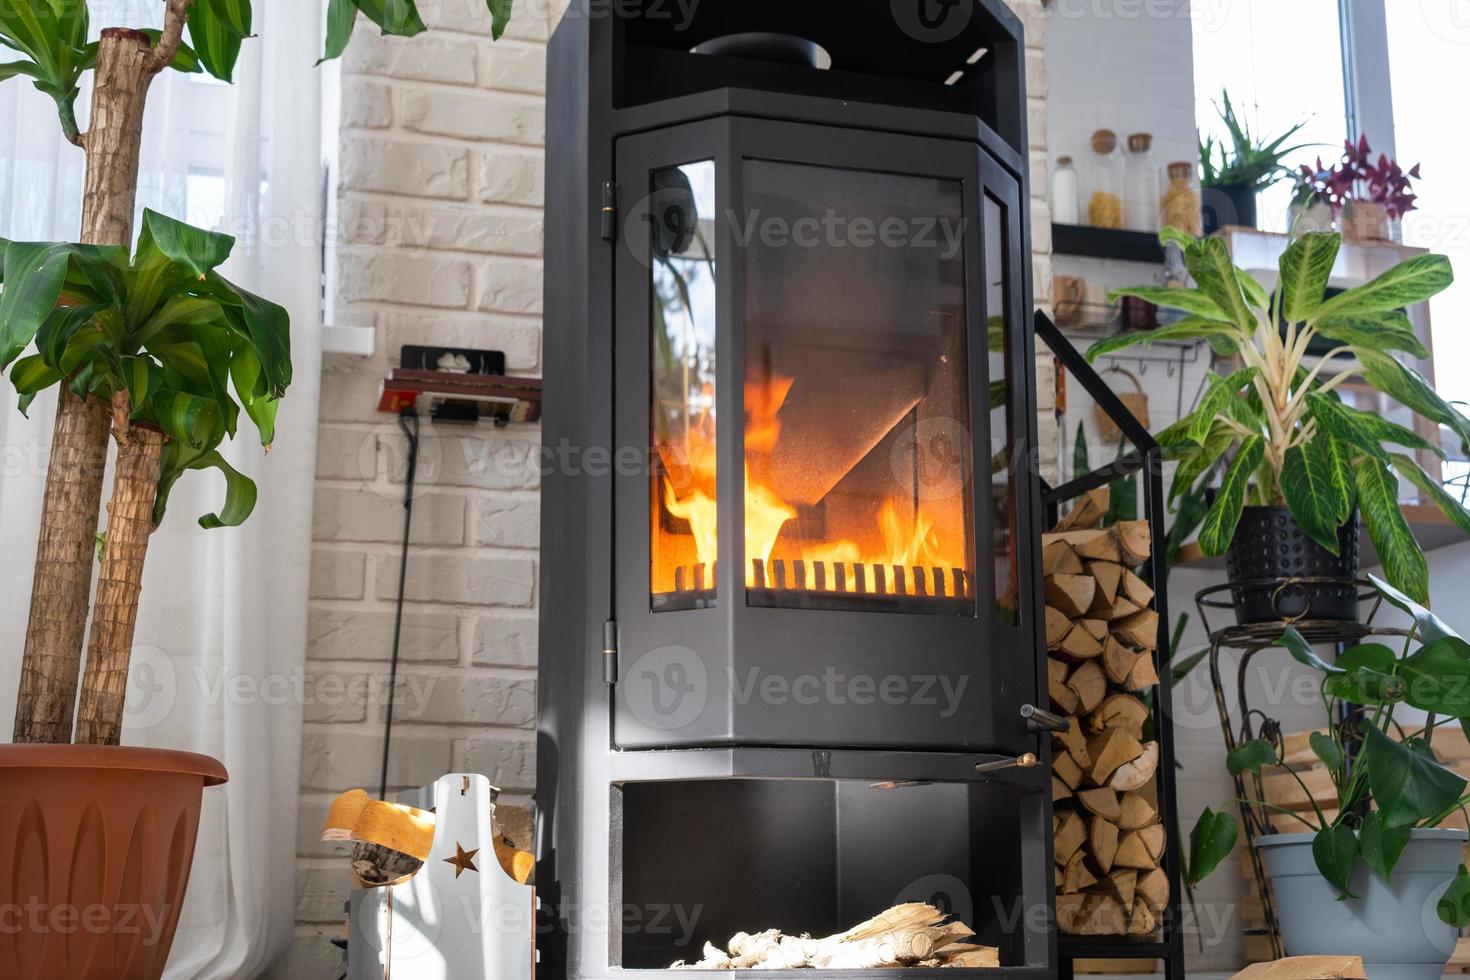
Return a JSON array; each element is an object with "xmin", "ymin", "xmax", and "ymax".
[
  {"xmin": 1090, "ymin": 228, "xmax": 1469, "ymax": 624},
  {"xmin": 1289, "ymin": 163, "xmax": 1337, "ymax": 235},
  {"xmin": 1183, "ymin": 576, "xmax": 1470, "ymax": 979},
  {"xmin": 1295, "ymin": 136, "xmax": 1421, "ymax": 244},
  {"xmin": 1198, "ymin": 90, "xmax": 1313, "ymax": 234},
  {"xmin": 0, "ymin": 2, "xmax": 515, "ymax": 976}
]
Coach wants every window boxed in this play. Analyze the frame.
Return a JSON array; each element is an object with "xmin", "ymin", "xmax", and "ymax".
[{"xmin": 1191, "ymin": 0, "xmax": 1350, "ymax": 232}]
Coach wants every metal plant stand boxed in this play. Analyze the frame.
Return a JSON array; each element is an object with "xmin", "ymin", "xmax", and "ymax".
[{"xmin": 1196, "ymin": 579, "xmax": 1409, "ymax": 960}]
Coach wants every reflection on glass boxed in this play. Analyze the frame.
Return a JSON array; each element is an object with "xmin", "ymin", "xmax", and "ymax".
[
  {"xmin": 985, "ymin": 194, "xmax": 1018, "ymax": 625},
  {"xmin": 651, "ymin": 161, "xmax": 719, "ymax": 606},
  {"xmin": 741, "ymin": 159, "xmax": 975, "ymax": 615}
]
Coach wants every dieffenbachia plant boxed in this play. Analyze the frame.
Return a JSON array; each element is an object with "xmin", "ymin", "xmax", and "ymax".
[
  {"xmin": 1, "ymin": 0, "xmax": 516, "ymax": 747},
  {"xmin": 1089, "ymin": 228, "xmax": 1470, "ymax": 603},
  {"xmin": 1183, "ymin": 575, "xmax": 1470, "ymax": 926}
]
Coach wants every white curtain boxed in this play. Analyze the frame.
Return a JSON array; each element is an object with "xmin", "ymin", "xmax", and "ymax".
[{"xmin": 0, "ymin": 3, "xmax": 322, "ymax": 977}]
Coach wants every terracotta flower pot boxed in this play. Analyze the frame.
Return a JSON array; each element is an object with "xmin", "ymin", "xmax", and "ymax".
[
  {"xmin": 1341, "ymin": 199, "xmax": 1393, "ymax": 243},
  {"xmin": 0, "ymin": 745, "xmax": 227, "ymax": 980}
]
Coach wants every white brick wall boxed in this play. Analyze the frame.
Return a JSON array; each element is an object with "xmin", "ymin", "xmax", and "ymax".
[{"xmin": 270, "ymin": 3, "xmax": 1050, "ymax": 975}]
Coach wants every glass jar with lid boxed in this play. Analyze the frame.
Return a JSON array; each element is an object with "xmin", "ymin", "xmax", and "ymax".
[
  {"xmin": 1160, "ymin": 161, "xmax": 1202, "ymax": 236},
  {"xmin": 1124, "ymin": 133, "xmax": 1159, "ymax": 233},
  {"xmin": 1087, "ymin": 129, "xmax": 1125, "ymax": 229},
  {"xmin": 1051, "ymin": 156, "xmax": 1080, "ymax": 225}
]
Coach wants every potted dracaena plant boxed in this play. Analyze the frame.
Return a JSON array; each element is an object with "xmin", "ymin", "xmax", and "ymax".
[
  {"xmin": 1090, "ymin": 228, "xmax": 1469, "ymax": 625},
  {"xmin": 0, "ymin": 2, "xmax": 514, "ymax": 976},
  {"xmin": 1183, "ymin": 575, "xmax": 1470, "ymax": 979},
  {"xmin": 1198, "ymin": 89, "xmax": 1313, "ymax": 234}
]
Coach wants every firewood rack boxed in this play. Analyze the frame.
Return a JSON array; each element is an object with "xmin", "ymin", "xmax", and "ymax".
[
  {"xmin": 1035, "ymin": 311, "xmax": 1188, "ymax": 980},
  {"xmin": 1196, "ymin": 580, "xmax": 1407, "ymax": 961}
]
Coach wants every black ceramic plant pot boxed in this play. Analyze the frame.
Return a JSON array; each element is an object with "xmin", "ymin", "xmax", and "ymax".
[
  {"xmin": 1202, "ymin": 183, "xmax": 1259, "ymax": 234},
  {"xmin": 1225, "ymin": 506, "xmax": 1360, "ymax": 625}
]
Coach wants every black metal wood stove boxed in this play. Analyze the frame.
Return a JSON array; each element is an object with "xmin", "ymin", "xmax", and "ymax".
[{"xmin": 538, "ymin": 2, "xmax": 1057, "ymax": 975}]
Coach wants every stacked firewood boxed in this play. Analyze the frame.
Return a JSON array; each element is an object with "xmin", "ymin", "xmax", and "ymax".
[
  {"xmin": 1044, "ymin": 488, "xmax": 1169, "ymax": 938},
  {"xmin": 670, "ymin": 903, "xmax": 999, "ymax": 970}
]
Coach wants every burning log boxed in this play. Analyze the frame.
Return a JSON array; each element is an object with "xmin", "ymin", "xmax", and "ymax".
[{"xmin": 670, "ymin": 903, "xmax": 998, "ymax": 970}]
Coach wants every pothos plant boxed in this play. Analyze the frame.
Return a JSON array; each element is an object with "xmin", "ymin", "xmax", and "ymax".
[
  {"xmin": 1182, "ymin": 575, "xmax": 1470, "ymax": 927},
  {"xmin": 1088, "ymin": 228, "xmax": 1470, "ymax": 604},
  {"xmin": 0, "ymin": 0, "xmax": 516, "ymax": 747}
]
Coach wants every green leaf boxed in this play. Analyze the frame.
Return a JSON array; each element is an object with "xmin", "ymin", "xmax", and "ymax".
[
  {"xmin": 1307, "ymin": 392, "xmax": 1443, "ymax": 460},
  {"xmin": 1197, "ymin": 435, "xmax": 1264, "ymax": 555},
  {"xmin": 1366, "ymin": 572, "xmax": 1460, "ymax": 643},
  {"xmin": 1159, "ymin": 226, "xmax": 1195, "ymax": 251},
  {"xmin": 206, "ymin": 274, "xmax": 292, "ymax": 396},
  {"xmin": 1085, "ymin": 316, "xmax": 1238, "ymax": 363},
  {"xmin": 1309, "ymin": 731, "xmax": 1344, "ymax": 777},
  {"xmin": 8, "ymin": 353, "xmax": 61, "ymax": 395},
  {"xmin": 1357, "ymin": 457, "xmax": 1429, "ymax": 604},
  {"xmin": 1391, "ymin": 453, "xmax": 1470, "ymax": 535},
  {"xmin": 1398, "ymin": 637, "xmax": 1470, "ymax": 715},
  {"xmin": 34, "ymin": 303, "xmax": 104, "ymax": 370},
  {"xmin": 229, "ymin": 346, "xmax": 278, "ymax": 445},
  {"xmin": 137, "ymin": 209, "xmax": 236, "ymax": 281},
  {"xmin": 321, "ymin": 0, "xmax": 358, "ymax": 62},
  {"xmin": 1314, "ymin": 253, "xmax": 1454, "ymax": 321},
  {"xmin": 1226, "ymin": 737, "xmax": 1277, "ymax": 775},
  {"xmin": 1314, "ymin": 311, "xmax": 1429, "ymax": 359},
  {"xmin": 1358, "ymin": 811, "xmax": 1412, "ymax": 880},
  {"xmin": 0, "ymin": 241, "xmax": 71, "ymax": 367},
  {"xmin": 120, "ymin": 355, "xmax": 161, "ymax": 414},
  {"xmin": 1280, "ymin": 625, "xmax": 1345, "ymax": 675},
  {"xmin": 1236, "ymin": 267, "xmax": 1270, "ymax": 313},
  {"xmin": 1190, "ymin": 368, "xmax": 1258, "ymax": 443},
  {"xmin": 0, "ymin": 58, "xmax": 41, "ymax": 82},
  {"xmin": 1361, "ymin": 722, "xmax": 1466, "ymax": 829},
  {"xmin": 1357, "ymin": 349, "xmax": 1470, "ymax": 453},
  {"xmin": 1185, "ymin": 236, "xmax": 1256, "ymax": 330},
  {"xmin": 1278, "ymin": 232, "xmax": 1340, "ymax": 323},
  {"xmin": 352, "ymin": 0, "xmax": 428, "ymax": 37},
  {"xmin": 1438, "ymin": 866, "xmax": 1470, "ymax": 928},
  {"xmin": 186, "ymin": 1, "xmax": 245, "ymax": 82},
  {"xmin": 1187, "ymin": 807, "xmax": 1238, "ymax": 885},
  {"xmin": 192, "ymin": 450, "xmax": 258, "ymax": 528},
  {"xmin": 150, "ymin": 389, "xmax": 223, "ymax": 448},
  {"xmin": 1281, "ymin": 439, "xmax": 1351, "ymax": 554},
  {"xmin": 1313, "ymin": 823, "xmax": 1359, "ymax": 899},
  {"xmin": 1105, "ymin": 286, "xmax": 1228, "ymax": 321},
  {"xmin": 1325, "ymin": 641, "xmax": 1404, "ymax": 705},
  {"xmin": 485, "ymin": 0, "xmax": 513, "ymax": 40}
]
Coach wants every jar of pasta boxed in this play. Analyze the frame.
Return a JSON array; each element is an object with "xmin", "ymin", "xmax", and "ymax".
[
  {"xmin": 1087, "ymin": 129, "xmax": 1126, "ymax": 229},
  {"xmin": 1160, "ymin": 161, "xmax": 1202, "ymax": 237}
]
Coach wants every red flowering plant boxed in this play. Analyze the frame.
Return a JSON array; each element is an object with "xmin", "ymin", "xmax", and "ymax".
[{"xmin": 1295, "ymin": 135, "xmax": 1421, "ymax": 218}]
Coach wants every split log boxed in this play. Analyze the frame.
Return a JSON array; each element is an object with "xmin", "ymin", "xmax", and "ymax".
[
  {"xmin": 1101, "ymin": 639, "xmax": 1141, "ymax": 687},
  {"xmin": 1056, "ymin": 893, "xmax": 1087, "ymax": 932},
  {"xmin": 1048, "ymin": 657, "xmax": 1070, "ymax": 686},
  {"xmin": 1112, "ymin": 520, "xmax": 1152, "ymax": 566},
  {"xmin": 1046, "ymin": 573, "xmax": 1097, "ymax": 620},
  {"xmin": 1118, "ymin": 791, "xmax": 1159, "ymax": 831},
  {"xmin": 1087, "ymin": 561, "xmax": 1124, "ymax": 612},
  {"xmin": 1138, "ymin": 823, "xmax": 1166, "ymax": 863},
  {"xmin": 1086, "ymin": 728, "xmax": 1144, "ymax": 786},
  {"xmin": 1043, "ymin": 539, "xmax": 1086, "ymax": 576},
  {"xmin": 1067, "ymin": 660, "xmax": 1107, "ymax": 714},
  {"xmin": 1136, "ymin": 867, "xmax": 1170, "ymax": 914},
  {"xmin": 1046, "ymin": 606, "xmax": 1073, "ymax": 648},
  {"xmin": 1052, "ymin": 776, "xmax": 1073, "ymax": 802},
  {"xmin": 1114, "ymin": 831, "xmax": 1158, "ymax": 871},
  {"xmin": 1053, "ymin": 750, "xmax": 1083, "ymax": 790},
  {"xmin": 1127, "ymin": 651, "xmax": 1161, "ymax": 691},
  {"xmin": 1127, "ymin": 898, "xmax": 1157, "ymax": 937},
  {"xmin": 1043, "ymin": 529, "xmax": 1121, "ymax": 564},
  {"xmin": 1049, "ymin": 672, "xmax": 1081, "ymax": 715},
  {"xmin": 1113, "ymin": 608, "xmax": 1160, "ymax": 650},
  {"xmin": 1089, "ymin": 815, "xmax": 1120, "ymax": 873},
  {"xmin": 1067, "ymin": 895, "xmax": 1126, "ymax": 935},
  {"xmin": 1053, "ymin": 487, "xmax": 1109, "ymax": 532},
  {"xmin": 1121, "ymin": 568, "xmax": 1155, "ymax": 607},
  {"xmin": 1056, "ymin": 624, "xmax": 1105, "ymax": 661},
  {"xmin": 1107, "ymin": 869, "xmax": 1137, "ymax": 908},
  {"xmin": 1055, "ymin": 722, "xmax": 1091, "ymax": 768},
  {"xmin": 1079, "ymin": 618, "xmax": 1110, "ymax": 643},
  {"xmin": 1110, "ymin": 741, "xmax": 1159, "ymax": 792},
  {"xmin": 1076, "ymin": 787, "xmax": 1121, "ymax": 822},
  {"xmin": 1062, "ymin": 850, "xmax": 1098, "ymax": 892},
  {"xmin": 1055, "ymin": 811, "xmax": 1087, "ymax": 864},
  {"xmin": 1090, "ymin": 693, "xmax": 1149, "ymax": 740},
  {"xmin": 1101, "ymin": 597, "xmax": 1142, "ymax": 622}
]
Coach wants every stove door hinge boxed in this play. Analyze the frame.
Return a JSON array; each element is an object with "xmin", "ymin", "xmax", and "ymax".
[
  {"xmin": 601, "ymin": 619, "xmax": 619, "ymax": 685},
  {"xmin": 600, "ymin": 181, "xmax": 618, "ymax": 242}
]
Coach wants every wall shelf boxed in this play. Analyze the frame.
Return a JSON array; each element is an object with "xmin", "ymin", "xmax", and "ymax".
[{"xmin": 1052, "ymin": 224, "xmax": 1165, "ymax": 265}]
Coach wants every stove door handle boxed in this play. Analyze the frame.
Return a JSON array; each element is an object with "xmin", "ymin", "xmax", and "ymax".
[{"xmin": 1020, "ymin": 703, "xmax": 1071, "ymax": 734}]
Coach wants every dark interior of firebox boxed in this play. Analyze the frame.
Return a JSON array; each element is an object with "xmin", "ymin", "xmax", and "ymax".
[{"xmin": 613, "ymin": 778, "xmax": 1027, "ymax": 969}]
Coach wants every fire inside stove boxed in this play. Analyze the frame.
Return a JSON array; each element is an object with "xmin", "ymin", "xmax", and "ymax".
[{"xmin": 648, "ymin": 160, "xmax": 976, "ymax": 615}]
